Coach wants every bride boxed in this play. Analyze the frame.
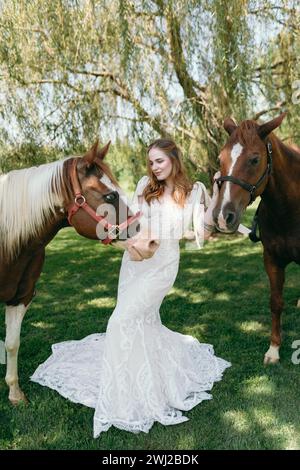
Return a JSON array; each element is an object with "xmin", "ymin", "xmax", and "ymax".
[{"xmin": 31, "ymin": 138, "xmax": 232, "ymax": 438}]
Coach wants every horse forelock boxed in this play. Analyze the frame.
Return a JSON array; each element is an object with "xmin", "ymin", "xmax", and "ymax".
[
  {"xmin": 0, "ymin": 159, "xmax": 68, "ymax": 260},
  {"xmin": 96, "ymin": 159, "xmax": 119, "ymax": 188},
  {"xmin": 231, "ymin": 120, "xmax": 260, "ymax": 148}
]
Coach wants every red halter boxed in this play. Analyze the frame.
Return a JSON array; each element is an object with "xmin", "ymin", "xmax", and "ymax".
[{"xmin": 67, "ymin": 159, "xmax": 141, "ymax": 245}]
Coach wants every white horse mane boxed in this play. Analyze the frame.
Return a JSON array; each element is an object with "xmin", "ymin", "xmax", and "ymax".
[{"xmin": 0, "ymin": 159, "xmax": 69, "ymax": 260}]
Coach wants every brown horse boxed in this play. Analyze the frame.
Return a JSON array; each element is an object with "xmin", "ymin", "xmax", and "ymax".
[
  {"xmin": 213, "ymin": 112, "xmax": 300, "ymax": 364},
  {"xmin": 0, "ymin": 141, "xmax": 159, "ymax": 404}
]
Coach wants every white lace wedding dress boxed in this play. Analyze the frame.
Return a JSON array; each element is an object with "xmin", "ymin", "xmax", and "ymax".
[{"xmin": 31, "ymin": 177, "xmax": 231, "ymax": 438}]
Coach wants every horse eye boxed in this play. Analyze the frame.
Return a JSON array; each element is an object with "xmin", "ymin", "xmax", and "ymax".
[
  {"xmin": 250, "ymin": 156, "xmax": 260, "ymax": 166},
  {"xmin": 104, "ymin": 192, "xmax": 117, "ymax": 202}
]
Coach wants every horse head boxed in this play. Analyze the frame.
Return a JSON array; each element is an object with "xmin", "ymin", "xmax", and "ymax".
[
  {"xmin": 213, "ymin": 112, "xmax": 287, "ymax": 233},
  {"xmin": 65, "ymin": 141, "xmax": 159, "ymax": 261}
]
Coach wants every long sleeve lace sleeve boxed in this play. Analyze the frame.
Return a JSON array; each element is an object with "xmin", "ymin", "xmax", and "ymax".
[
  {"xmin": 182, "ymin": 182, "xmax": 210, "ymax": 250},
  {"xmin": 192, "ymin": 182, "xmax": 210, "ymax": 249},
  {"xmin": 131, "ymin": 176, "xmax": 149, "ymax": 210}
]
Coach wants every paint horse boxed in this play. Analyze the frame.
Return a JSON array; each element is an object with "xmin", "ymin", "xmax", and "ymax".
[
  {"xmin": 0, "ymin": 141, "xmax": 159, "ymax": 404},
  {"xmin": 213, "ymin": 112, "xmax": 300, "ymax": 364}
]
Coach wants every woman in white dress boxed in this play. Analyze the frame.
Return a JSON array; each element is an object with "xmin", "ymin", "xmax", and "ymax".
[{"xmin": 31, "ymin": 138, "xmax": 231, "ymax": 438}]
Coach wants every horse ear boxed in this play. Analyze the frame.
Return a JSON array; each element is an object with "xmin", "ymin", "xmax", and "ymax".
[
  {"xmin": 258, "ymin": 112, "xmax": 287, "ymax": 140},
  {"xmin": 224, "ymin": 117, "xmax": 237, "ymax": 135},
  {"xmin": 83, "ymin": 140, "xmax": 99, "ymax": 167},
  {"xmin": 97, "ymin": 141, "xmax": 111, "ymax": 160}
]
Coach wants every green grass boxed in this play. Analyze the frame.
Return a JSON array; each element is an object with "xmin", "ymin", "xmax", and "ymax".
[{"xmin": 1, "ymin": 205, "xmax": 300, "ymax": 450}]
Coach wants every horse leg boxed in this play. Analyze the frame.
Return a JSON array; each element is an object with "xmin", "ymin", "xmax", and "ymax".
[
  {"xmin": 263, "ymin": 252, "xmax": 285, "ymax": 365},
  {"xmin": 5, "ymin": 249, "xmax": 45, "ymax": 404},
  {"xmin": 5, "ymin": 303, "xmax": 30, "ymax": 404}
]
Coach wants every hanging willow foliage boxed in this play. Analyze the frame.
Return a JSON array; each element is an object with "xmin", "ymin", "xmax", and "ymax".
[{"xmin": 0, "ymin": 0, "xmax": 299, "ymax": 179}]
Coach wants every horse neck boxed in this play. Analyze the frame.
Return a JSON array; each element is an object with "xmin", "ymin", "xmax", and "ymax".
[
  {"xmin": 45, "ymin": 158, "xmax": 74, "ymax": 229},
  {"xmin": 262, "ymin": 134, "xmax": 300, "ymax": 212}
]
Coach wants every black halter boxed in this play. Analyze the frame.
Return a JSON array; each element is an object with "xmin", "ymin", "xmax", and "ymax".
[{"xmin": 215, "ymin": 141, "xmax": 273, "ymax": 206}]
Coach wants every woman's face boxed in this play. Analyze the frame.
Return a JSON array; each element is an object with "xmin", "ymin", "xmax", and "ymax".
[{"xmin": 148, "ymin": 147, "xmax": 173, "ymax": 181}]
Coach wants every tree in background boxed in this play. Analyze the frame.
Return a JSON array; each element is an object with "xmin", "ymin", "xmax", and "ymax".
[{"xmin": 0, "ymin": 0, "xmax": 299, "ymax": 184}]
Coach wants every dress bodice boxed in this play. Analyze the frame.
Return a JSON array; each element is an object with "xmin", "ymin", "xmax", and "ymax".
[{"xmin": 132, "ymin": 176, "xmax": 211, "ymax": 248}]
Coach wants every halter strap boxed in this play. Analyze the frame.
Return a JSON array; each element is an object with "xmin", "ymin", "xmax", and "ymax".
[{"xmin": 215, "ymin": 141, "xmax": 273, "ymax": 205}]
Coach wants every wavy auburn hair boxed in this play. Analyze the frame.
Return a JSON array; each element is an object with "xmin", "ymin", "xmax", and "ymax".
[{"xmin": 143, "ymin": 138, "xmax": 193, "ymax": 206}]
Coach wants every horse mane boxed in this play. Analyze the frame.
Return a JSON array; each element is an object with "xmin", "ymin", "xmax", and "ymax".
[
  {"xmin": 0, "ymin": 159, "xmax": 68, "ymax": 260},
  {"xmin": 279, "ymin": 140, "xmax": 300, "ymax": 162}
]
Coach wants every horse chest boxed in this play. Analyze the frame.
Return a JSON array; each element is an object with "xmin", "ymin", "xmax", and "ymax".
[
  {"xmin": 262, "ymin": 233, "xmax": 300, "ymax": 264},
  {"xmin": 0, "ymin": 260, "xmax": 27, "ymax": 303}
]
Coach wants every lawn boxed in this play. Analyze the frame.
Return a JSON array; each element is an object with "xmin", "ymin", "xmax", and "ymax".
[{"xmin": 1, "ymin": 206, "xmax": 300, "ymax": 450}]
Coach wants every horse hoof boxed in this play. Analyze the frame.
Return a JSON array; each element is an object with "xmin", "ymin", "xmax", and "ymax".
[
  {"xmin": 263, "ymin": 355, "xmax": 279, "ymax": 365},
  {"xmin": 9, "ymin": 393, "xmax": 29, "ymax": 406},
  {"xmin": 296, "ymin": 299, "xmax": 300, "ymax": 308}
]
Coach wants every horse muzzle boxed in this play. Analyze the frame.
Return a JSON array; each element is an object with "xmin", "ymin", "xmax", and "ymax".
[{"xmin": 213, "ymin": 205, "xmax": 241, "ymax": 234}]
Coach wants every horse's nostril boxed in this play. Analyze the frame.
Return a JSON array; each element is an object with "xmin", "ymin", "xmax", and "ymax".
[{"xmin": 225, "ymin": 211, "xmax": 236, "ymax": 226}]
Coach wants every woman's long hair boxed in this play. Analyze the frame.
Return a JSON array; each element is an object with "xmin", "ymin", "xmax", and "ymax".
[{"xmin": 143, "ymin": 138, "xmax": 193, "ymax": 206}]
